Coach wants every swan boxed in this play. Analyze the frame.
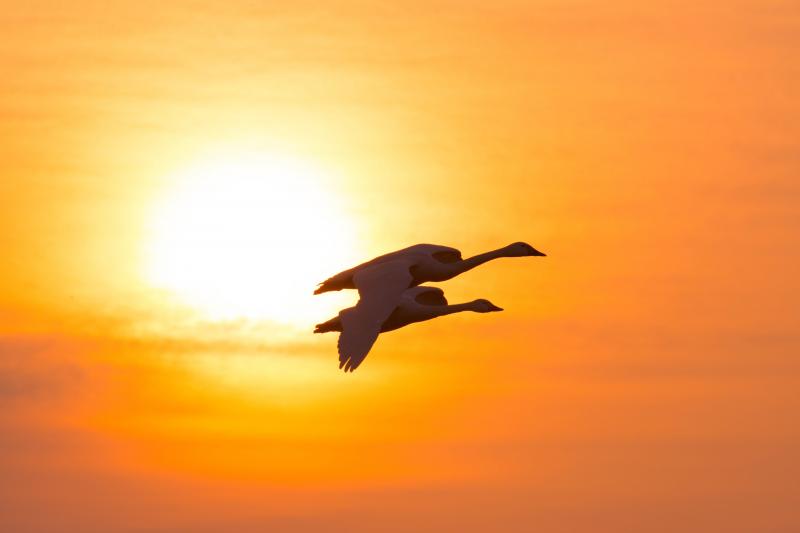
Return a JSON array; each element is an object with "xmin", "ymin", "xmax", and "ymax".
[
  {"xmin": 314, "ymin": 242, "xmax": 545, "ymax": 296},
  {"xmin": 314, "ymin": 286, "xmax": 503, "ymax": 372}
]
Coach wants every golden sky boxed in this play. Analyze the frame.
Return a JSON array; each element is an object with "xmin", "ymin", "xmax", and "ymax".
[{"xmin": 1, "ymin": 1, "xmax": 798, "ymax": 531}]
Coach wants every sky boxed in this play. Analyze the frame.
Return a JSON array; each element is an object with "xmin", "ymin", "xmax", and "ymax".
[{"xmin": 1, "ymin": 1, "xmax": 799, "ymax": 531}]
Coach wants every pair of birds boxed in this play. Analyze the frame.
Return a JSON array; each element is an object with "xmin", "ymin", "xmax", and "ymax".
[{"xmin": 313, "ymin": 242, "xmax": 546, "ymax": 372}]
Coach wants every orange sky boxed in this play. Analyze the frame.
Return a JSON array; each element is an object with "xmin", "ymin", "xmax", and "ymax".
[{"xmin": 2, "ymin": 1, "xmax": 799, "ymax": 531}]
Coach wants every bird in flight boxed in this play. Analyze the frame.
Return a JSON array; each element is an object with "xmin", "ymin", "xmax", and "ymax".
[
  {"xmin": 313, "ymin": 242, "xmax": 545, "ymax": 372},
  {"xmin": 314, "ymin": 286, "xmax": 503, "ymax": 371}
]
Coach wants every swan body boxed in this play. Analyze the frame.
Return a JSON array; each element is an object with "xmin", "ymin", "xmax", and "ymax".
[
  {"xmin": 314, "ymin": 242, "xmax": 544, "ymax": 295},
  {"xmin": 315, "ymin": 286, "xmax": 503, "ymax": 372}
]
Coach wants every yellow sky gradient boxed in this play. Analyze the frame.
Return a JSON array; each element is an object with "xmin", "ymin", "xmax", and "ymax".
[{"xmin": 2, "ymin": 1, "xmax": 799, "ymax": 531}]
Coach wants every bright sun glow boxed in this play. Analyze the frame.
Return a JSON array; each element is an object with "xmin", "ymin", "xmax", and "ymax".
[{"xmin": 146, "ymin": 150, "xmax": 360, "ymax": 325}]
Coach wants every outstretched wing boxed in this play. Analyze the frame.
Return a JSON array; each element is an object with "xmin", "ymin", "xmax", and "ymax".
[
  {"xmin": 337, "ymin": 308, "xmax": 381, "ymax": 372},
  {"xmin": 337, "ymin": 260, "xmax": 413, "ymax": 372}
]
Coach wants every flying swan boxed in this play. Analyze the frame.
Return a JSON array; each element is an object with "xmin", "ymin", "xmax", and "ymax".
[
  {"xmin": 314, "ymin": 286, "xmax": 504, "ymax": 371},
  {"xmin": 314, "ymin": 242, "xmax": 544, "ymax": 296},
  {"xmin": 313, "ymin": 242, "xmax": 545, "ymax": 371}
]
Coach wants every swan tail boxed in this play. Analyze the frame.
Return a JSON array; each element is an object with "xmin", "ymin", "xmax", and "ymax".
[
  {"xmin": 314, "ymin": 316, "xmax": 342, "ymax": 334},
  {"xmin": 313, "ymin": 271, "xmax": 355, "ymax": 295},
  {"xmin": 313, "ymin": 283, "xmax": 331, "ymax": 295}
]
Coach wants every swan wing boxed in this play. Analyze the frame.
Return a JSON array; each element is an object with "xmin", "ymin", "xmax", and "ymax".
[
  {"xmin": 337, "ymin": 308, "xmax": 381, "ymax": 372},
  {"xmin": 337, "ymin": 260, "xmax": 413, "ymax": 372}
]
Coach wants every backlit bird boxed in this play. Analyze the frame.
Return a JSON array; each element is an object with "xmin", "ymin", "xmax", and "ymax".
[{"xmin": 314, "ymin": 286, "xmax": 503, "ymax": 371}]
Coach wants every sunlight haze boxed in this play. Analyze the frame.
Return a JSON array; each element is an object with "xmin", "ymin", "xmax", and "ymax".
[{"xmin": 1, "ymin": 1, "xmax": 798, "ymax": 532}]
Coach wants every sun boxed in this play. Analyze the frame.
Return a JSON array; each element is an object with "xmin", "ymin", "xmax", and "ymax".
[{"xmin": 145, "ymin": 150, "xmax": 361, "ymax": 325}]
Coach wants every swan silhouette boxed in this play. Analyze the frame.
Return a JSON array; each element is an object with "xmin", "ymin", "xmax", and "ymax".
[
  {"xmin": 314, "ymin": 242, "xmax": 544, "ymax": 296},
  {"xmin": 313, "ymin": 242, "xmax": 545, "ymax": 371},
  {"xmin": 314, "ymin": 286, "xmax": 503, "ymax": 371}
]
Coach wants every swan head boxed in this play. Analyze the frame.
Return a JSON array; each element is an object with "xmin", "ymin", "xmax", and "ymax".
[
  {"xmin": 471, "ymin": 299, "xmax": 504, "ymax": 313},
  {"xmin": 505, "ymin": 241, "xmax": 546, "ymax": 257}
]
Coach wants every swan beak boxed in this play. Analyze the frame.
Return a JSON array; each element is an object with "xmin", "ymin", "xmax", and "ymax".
[
  {"xmin": 529, "ymin": 247, "xmax": 546, "ymax": 256},
  {"xmin": 488, "ymin": 303, "xmax": 504, "ymax": 312}
]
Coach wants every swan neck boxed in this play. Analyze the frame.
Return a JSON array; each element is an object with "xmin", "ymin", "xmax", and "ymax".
[
  {"xmin": 436, "ymin": 302, "xmax": 478, "ymax": 317},
  {"xmin": 453, "ymin": 247, "xmax": 509, "ymax": 275}
]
